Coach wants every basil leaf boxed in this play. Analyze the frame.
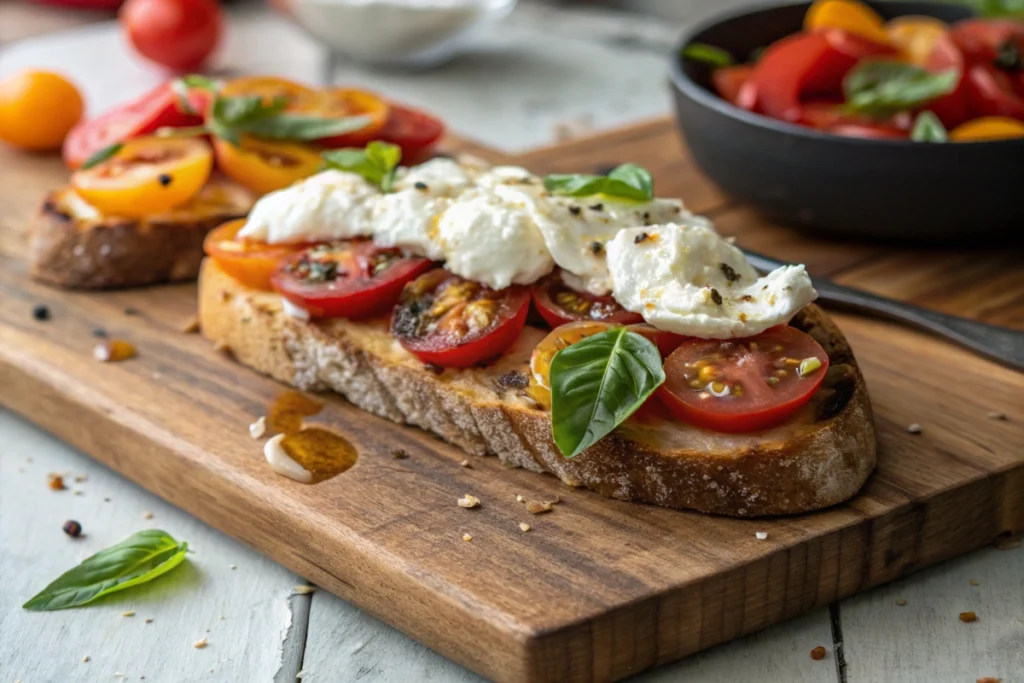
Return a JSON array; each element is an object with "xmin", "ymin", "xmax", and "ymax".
[
  {"xmin": 911, "ymin": 111, "xmax": 948, "ymax": 142},
  {"xmin": 321, "ymin": 141, "xmax": 403, "ymax": 191},
  {"xmin": 543, "ymin": 163, "xmax": 654, "ymax": 201},
  {"xmin": 80, "ymin": 142, "xmax": 123, "ymax": 170},
  {"xmin": 210, "ymin": 95, "xmax": 289, "ymax": 145},
  {"xmin": 23, "ymin": 530, "xmax": 188, "ymax": 611},
  {"xmin": 681, "ymin": 42, "xmax": 735, "ymax": 68},
  {"xmin": 550, "ymin": 328, "xmax": 665, "ymax": 458},
  {"xmin": 843, "ymin": 61, "xmax": 959, "ymax": 118},
  {"xmin": 240, "ymin": 114, "xmax": 371, "ymax": 141}
]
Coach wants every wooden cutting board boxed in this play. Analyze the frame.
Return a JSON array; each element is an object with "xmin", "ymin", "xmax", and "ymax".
[{"xmin": 1, "ymin": 120, "xmax": 1022, "ymax": 683}]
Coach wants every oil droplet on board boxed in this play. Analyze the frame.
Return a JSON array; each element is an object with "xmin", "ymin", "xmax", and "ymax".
[
  {"xmin": 93, "ymin": 339, "xmax": 136, "ymax": 362},
  {"xmin": 262, "ymin": 391, "xmax": 357, "ymax": 484},
  {"xmin": 267, "ymin": 390, "xmax": 324, "ymax": 435}
]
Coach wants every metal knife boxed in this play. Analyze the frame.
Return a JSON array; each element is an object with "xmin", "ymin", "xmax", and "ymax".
[{"xmin": 743, "ymin": 250, "xmax": 1024, "ymax": 373}]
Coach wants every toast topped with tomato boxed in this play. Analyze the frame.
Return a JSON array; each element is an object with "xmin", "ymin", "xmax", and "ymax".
[
  {"xmin": 199, "ymin": 149, "xmax": 876, "ymax": 516},
  {"xmin": 30, "ymin": 77, "xmax": 446, "ymax": 289}
]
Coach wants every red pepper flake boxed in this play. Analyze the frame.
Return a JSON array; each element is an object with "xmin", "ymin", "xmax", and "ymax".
[
  {"xmin": 959, "ymin": 611, "xmax": 978, "ymax": 623},
  {"xmin": 810, "ymin": 646, "xmax": 827, "ymax": 660}
]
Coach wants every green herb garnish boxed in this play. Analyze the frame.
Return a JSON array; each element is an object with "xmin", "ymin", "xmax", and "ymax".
[
  {"xmin": 681, "ymin": 42, "xmax": 735, "ymax": 68},
  {"xmin": 80, "ymin": 142, "xmax": 123, "ymax": 170},
  {"xmin": 843, "ymin": 60, "xmax": 959, "ymax": 119},
  {"xmin": 969, "ymin": 0, "xmax": 1024, "ymax": 18},
  {"xmin": 321, "ymin": 141, "xmax": 403, "ymax": 192},
  {"xmin": 910, "ymin": 111, "xmax": 948, "ymax": 142},
  {"xmin": 170, "ymin": 74, "xmax": 220, "ymax": 115},
  {"xmin": 544, "ymin": 163, "xmax": 654, "ymax": 202},
  {"xmin": 23, "ymin": 530, "xmax": 189, "ymax": 611},
  {"xmin": 549, "ymin": 327, "xmax": 665, "ymax": 458}
]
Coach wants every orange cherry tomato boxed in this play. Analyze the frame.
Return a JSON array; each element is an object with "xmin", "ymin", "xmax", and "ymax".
[
  {"xmin": 885, "ymin": 15, "xmax": 948, "ymax": 66},
  {"xmin": 0, "ymin": 70, "xmax": 84, "ymax": 151},
  {"xmin": 804, "ymin": 0, "xmax": 890, "ymax": 47},
  {"xmin": 204, "ymin": 219, "xmax": 309, "ymax": 290},
  {"xmin": 212, "ymin": 136, "xmax": 322, "ymax": 195},
  {"xmin": 218, "ymin": 76, "xmax": 315, "ymax": 108},
  {"xmin": 949, "ymin": 116, "xmax": 1024, "ymax": 141},
  {"xmin": 528, "ymin": 321, "xmax": 613, "ymax": 408},
  {"xmin": 71, "ymin": 136, "xmax": 212, "ymax": 217},
  {"xmin": 291, "ymin": 88, "xmax": 390, "ymax": 147}
]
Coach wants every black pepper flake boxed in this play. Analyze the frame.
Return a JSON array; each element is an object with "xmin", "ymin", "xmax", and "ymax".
[
  {"xmin": 633, "ymin": 232, "xmax": 650, "ymax": 244},
  {"xmin": 720, "ymin": 263, "xmax": 741, "ymax": 282},
  {"xmin": 414, "ymin": 181, "xmax": 429, "ymax": 191},
  {"xmin": 124, "ymin": 307, "xmax": 141, "ymax": 316},
  {"xmin": 589, "ymin": 203, "xmax": 603, "ymax": 212},
  {"xmin": 424, "ymin": 362, "xmax": 444, "ymax": 375},
  {"xmin": 63, "ymin": 520, "xmax": 82, "ymax": 538},
  {"xmin": 157, "ymin": 173, "xmax": 173, "ymax": 187},
  {"xmin": 710, "ymin": 288, "xmax": 723, "ymax": 305},
  {"xmin": 568, "ymin": 205, "xmax": 582, "ymax": 216},
  {"xmin": 589, "ymin": 241, "xmax": 604, "ymax": 255},
  {"xmin": 390, "ymin": 447, "xmax": 410, "ymax": 459},
  {"xmin": 32, "ymin": 304, "xmax": 50, "ymax": 321},
  {"xmin": 92, "ymin": 327, "xmax": 108, "ymax": 338},
  {"xmin": 642, "ymin": 211, "xmax": 651, "ymax": 225},
  {"xmin": 495, "ymin": 370, "xmax": 529, "ymax": 391}
]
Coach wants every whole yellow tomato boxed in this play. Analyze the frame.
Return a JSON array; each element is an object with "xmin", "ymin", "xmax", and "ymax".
[{"xmin": 0, "ymin": 70, "xmax": 84, "ymax": 151}]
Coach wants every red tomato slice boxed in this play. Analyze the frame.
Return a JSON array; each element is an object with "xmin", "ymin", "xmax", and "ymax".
[
  {"xmin": 62, "ymin": 81, "xmax": 203, "ymax": 169},
  {"xmin": 377, "ymin": 105, "xmax": 445, "ymax": 165},
  {"xmin": 713, "ymin": 65, "xmax": 759, "ymax": 110},
  {"xmin": 531, "ymin": 271, "xmax": 642, "ymax": 328},
  {"xmin": 807, "ymin": 29, "xmax": 897, "ymax": 94},
  {"xmin": 204, "ymin": 219, "xmax": 308, "ymax": 291},
  {"xmin": 964, "ymin": 64, "xmax": 1024, "ymax": 120},
  {"xmin": 272, "ymin": 241, "xmax": 434, "ymax": 320},
  {"xmin": 657, "ymin": 326, "xmax": 830, "ymax": 433},
  {"xmin": 924, "ymin": 33, "xmax": 972, "ymax": 128},
  {"xmin": 626, "ymin": 323, "xmax": 688, "ymax": 358},
  {"xmin": 950, "ymin": 19, "xmax": 1024, "ymax": 65},
  {"xmin": 391, "ymin": 270, "xmax": 530, "ymax": 369}
]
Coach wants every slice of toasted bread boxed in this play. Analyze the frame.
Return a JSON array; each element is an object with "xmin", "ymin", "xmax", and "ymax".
[
  {"xmin": 30, "ymin": 176, "xmax": 254, "ymax": 289},
  {"xmin": 199, "ymin": 258, "xmax": 876, "ymax": 516}
]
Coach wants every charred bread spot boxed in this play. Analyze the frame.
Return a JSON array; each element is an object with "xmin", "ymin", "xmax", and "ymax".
[
  {"xmin": 816, "ymin": 365, "xmax": 857, "ymax": 421},
  {"xmin": 42, "ymin": 199, "xmax": 72, "ymax": 223},
  {"xmin": 495, "ymin": 370, "xmax": 529, "ymax": 392}
]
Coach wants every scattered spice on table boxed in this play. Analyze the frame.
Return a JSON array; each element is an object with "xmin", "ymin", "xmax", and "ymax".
[
  {"xmin": 63, "ymin": 520, "xmax": 82, "ymax": 537},
  {"xmin": 896, "ymin": 598, "xmax": 907, "ymax": 606},
  {"xmin": 959, "ymin": 611, "xmax": 978, "ymax": 623},
  {"xmin": 907, "ymin": 423, "xmax": 923, "ymax": 434},
  {"xmin": 48, "ymin": 474, "xmax": 65, "ymax": 490},
  {"xmin": 32, "ymin": 304, "xmax": 50, "ymax": 321},
  {"xmin": 519, "ymin": 523, "xmax": 532, "ymax": 532},
  {"xmin": 462, "ymin": 533, "xmax": 473, "ymax": 542},
  {"xmin": 458, "ymin": 494, "xmax": 481, "ymax": 509},
  {"xmin": 390, "ymin": 447, "xmax": 409, "ymax": 459},
  {"xmin": 986, "ymin": 412, "xmax": 1007, "ymax": 421},
  {"xmin": 122, "ymin": 611, "xmax": 135, "ymax": 617},
  {"xmin": 459, "ymin": 459, "xmax": 472, "ymax": 468},
  {"xmin": 810, "ymin": 646, "xmax": 827, "ymax": 660},
  {"xmin": 193, "ymin": 637, "xmax": 208, "ymax": 649}
]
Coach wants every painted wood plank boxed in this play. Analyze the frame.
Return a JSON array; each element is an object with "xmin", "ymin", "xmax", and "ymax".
[
  {"xmin": 841, "ymin": 545, "xmax": 1024, "ymax": 683},
  {"xmin": 0, "ymin": 408, "xmax": 306, "ymax": 683}
]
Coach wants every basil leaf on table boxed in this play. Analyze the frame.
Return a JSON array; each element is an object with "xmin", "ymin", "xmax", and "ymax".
[
  {"xmin": 322, "ymin": 141, "xmax": 403, "ymax": 191},
  {"xmin": 911, "ymin": 111, "xmax": 948, "ymax": 142},
  {"xmin": 80, "ymin": 142, "xmax": 123, "ymax": 170},
  {"xmin": 549, "ymin": 328, "xmax": 665, "ymax": 458},
  {"xmin": 843, "ymin": 61, "xmax": 959, "ymax": 118},
  {"xmin": 544, "ymin": 163, "xmax": 654, "ymax": 201},
  {"xmin": 681, "ymin": 42, "xmax": 735, "ymax": 68},
  {"xmin": 22, "ymin": 530, "xmax": 189, "ymax": 611}
]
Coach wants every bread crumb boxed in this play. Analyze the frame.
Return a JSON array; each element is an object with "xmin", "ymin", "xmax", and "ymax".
[
  {"xmin": 74, "ymin": 474, "xmax": 87, "ymax": 483},
  {"xmin": 810, "ymin": 646, "xmax": 826, "ymax": 660},
  {"xmin": 970, "ymin": 579, "xmax": 980, "ymax": 586},
  {"xmin": 457, "ymin": 494, "xmax": 480, "ymax": 509},
  {"xmin": 907, "ymin": 423, "xmax": 922, "ymax": 434},
  {"xmin": 959, "ymin": 611, "xmax": 978, "ymax": 623},
  {"xmin": 82, "ymin": 655, "xmax": 90, "ymax": 663},
  {"xmin": 48, "ymin": 474, "xmax": 65, "ymax": 490},
  {"xmin": 193, "ymin": 637, "xmax": 208, "ymax": 649},
  {"xmin": 526, "ymin": 500, "xmax": 553, "ymax": 514},
  {"xmin": 515, "ymin": 494, "xmax": 524, "ymax": 502},
  {"xmin": 986, "ymin": 412, "xmax": 1007, "ymax": 420},
  {"xmin": 459, "ymin": 459, "xmax": 471, "ymax": 468},
  {"xmin": 462, "ymin": 533, "xmax": 472, "ymax": 542},
  {"xmin": 755, "ymin": 531, "xmax": 768, "ymax": 540},
  {"xmin": 122, "ymin": 611, "xmax": 135, "ymax": 617},
  {"xmin": 519, "ymin": 523, "xmax": 531, "ymax": 532},
  {"xmin": 896, "ymin": 598, "xmax": 907, "ymax": 606},
  {"xmin": 213, "ymin": 340, "xmax": 230, "ymax": 353},
  {"xmin": 230, "ymin": 564, "xmax": 237, "ymax": 570},
  {"xmin": 249, "ymin": 416, "xmax": 267, "ymax": 439},
  {"xmin": 143, "ymin": 511, "xmax": 154, "ymax": 520},
  {"xmin": 181, "ymin": 315, "xmax": 200, "ymax": 334},
  {"xmin": 145, "ymin": 618, "xmax": 153, "ymax": 624},
  {"xmin": 390, "ymin": 448, "xmax": 409, "ymax": 459},
  {"xmin": 293, "ymin": 585, "xmax": 315, "ymax": 595}
]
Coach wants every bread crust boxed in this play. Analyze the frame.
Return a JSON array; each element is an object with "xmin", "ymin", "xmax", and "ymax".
[
  {"xmin": 30, "ymin": 179, "xmax": 254, "ymax": 290},
  {"xmin": 199, "ymin": 259, "xmax": 876, "ymax": 516}
]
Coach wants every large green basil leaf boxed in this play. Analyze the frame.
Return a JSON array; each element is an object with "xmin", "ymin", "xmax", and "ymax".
[
  {"xmin": 321, "ymin": 141, "xmax": 403, "ymax": 191},
  {"xmin": 23, "ymin": 530, "xmax": 189, "ymax": 611},
  {"xmin": 543, "ymin": 163, "xmax": 654, "ymax": 202},
  {"xmin": 550, "ymin": 328, "xmax": 665, "ymax": 458},
  {"xmin": 843, "ymin": 61, "xmax": 959, "ymax": 118}
]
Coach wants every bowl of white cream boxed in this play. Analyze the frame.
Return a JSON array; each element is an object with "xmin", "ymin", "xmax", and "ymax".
[{"xmin": 289, "ymin": 0, "xmax": 517, "ymax": 68}]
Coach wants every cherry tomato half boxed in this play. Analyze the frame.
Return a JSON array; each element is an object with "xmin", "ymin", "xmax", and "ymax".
[
  {"xmin": 120, "ymin": 0, "xmax": 222, "ymax": 71},
  {"xmin": 657, "ymin": 325, "xmax": 829, "ymax": 433},
  {"xmin": 63, "ymin": 81, "xmax": 204, "ymax": 169},
  {"xmin": 391, "ymin": 270, "xmax": 530, "ymax": 369},
  {"xmin": 964, "ymin": 64, "xmax": 1024, "ymax": 120},
  {"xmin": 527, "ymin": 321, "xmax": 611, "ymax": 408},
  {"xmin": 712, "ymin": 65, "xmax": 760, "ymax": 111},
  {"xmin": 531, "ymin": 270, "xmax": 642, "ymax": 328},
  {"xmin": 924, "ymin": 32, "xmax": 972, "ymax": 128},
  {"xmin": 213, "ymin": 136, "xmax": 323, "ymax": 195},
  {"xmin": 292, "ymin": 88, "xmax": 390, "ymax": 147},
  {"xmin": 204, "ymin": 219, "xmax": 309, "ymax": 291},
  {"xmin": 71, "ymin": 136, "xmax": 212, "ymax": 217},
  {"xmin": 377, "ymin": 105, "xmax": 446, "ymax": 165},
  {"xmin": 272, "ymin": 241, "xmax": 434, "ymax": 320},
  {"xmin": 950, "ymin": 19, "xmax": 1024, "ymax": 66}
]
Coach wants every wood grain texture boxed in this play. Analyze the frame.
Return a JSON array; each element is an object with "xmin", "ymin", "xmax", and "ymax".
[{"xmin": 1, "ymin": 122, "xmax": 1022, "ymax": 683}]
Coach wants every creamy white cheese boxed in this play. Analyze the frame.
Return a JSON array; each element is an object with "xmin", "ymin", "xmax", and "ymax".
[
  {"xmin": 393, "ymin": 157, "xmax": 476, "ymax": 197},
  {"xmin": 607, "ymin": 223, "xmax": 818, "ymax": 339},
  {"xmin": 370, "ymin": 190, "xmax": 450, "ymax": 261},
  {"xmin": 239, "ymin": 170, "xmax": 379, "ymax": 243}
]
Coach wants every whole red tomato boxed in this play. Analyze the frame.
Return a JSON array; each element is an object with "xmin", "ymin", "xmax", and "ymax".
[{"xmin": 120, "ymin": 0, "xmax": 222, "ymax": 71}]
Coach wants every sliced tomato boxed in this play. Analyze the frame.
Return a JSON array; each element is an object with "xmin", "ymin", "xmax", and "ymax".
[
  {"xmin": 627, "ymin": 323, "xmax": 688, "ymax": 358},
  {"xmin": 377, "ymin": 105, "xmax": 445, "ymax": 165},
  {"xmin": 804, "ymin": 0, "xmax": 889, "ymax": 46},
  {"xmin": 657, "ymin": 326, "xmax": 829, "ymax": 433},
  {"xmin": 964, "ymin": 64, "xmax": 1024, "ymax": 120},
  {"xmin": 800, "ymin": 100, "xmax": 911, "ymax": 136},
  {"xmin": 204, "ymin": 219, "xmax": 308, "ymax": 291},
  {"xmin": 950, "ymin": 116, "xmax": 1024, "ymax": 141},
  {"xmin": 213, "ymin": 136, "xmax": 322, "ymax": 195},
  {"xmin": 950, "ymin": 19, "xmax": 1024, "ymax": 66},
  {"xmin": 71, "ymin": 136, "xmax": 212, "ymax": 217},
  {"xmin": 924, "ymin": 33, "xmax": 972, "ymax": 128},
  {"xmin": 391, "ymin": 270, "xmax": 530, "ymax": 368},
  {"xmin": 218, "ymin": 76, "xmax": 314, "ymax": 108},
  {"xmin": 713, "ymin": 65, "xmax": 759, "ymax": 110},
  {"xmin": 291, "ymin": 88, "xmax": 389, "ymax": 147},
  {"xmin": 272, "ymin": 241, "xmax": 433, "ymax": 319},
  {"xmin": 62, "ymin": 81, "xmax": 204, "ymax": 169},
  {"xmin": 886, "ymin": 15, "xmax": 949, "ymax": 66},
  {"xmin": 531, "ymin": 271, "xmax": 642, "ymax": 328},
  {"xmin": 527, "ymin": 321, "xmax": 612, "ymax": 408}
]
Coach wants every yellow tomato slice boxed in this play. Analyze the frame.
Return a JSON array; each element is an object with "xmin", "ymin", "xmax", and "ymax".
[
  {"xmin": 886, "ymin": 16, "xmax": 948, "ymax": 66},
  {"xmin": 213, "ymin": 136, "xmax": 323, "ymax": 195},
  {"xmin": 71, "ymin": 136, "xmax": 212, "ymax": 217},
  {"xmin": 805, "ymin": 0, "xmax": 890, "ymax": 46},
  {"xmin": 290, "ymin": 88, "xmax": 390, "ymax": 146},
  {"xmin": 203, "ymin": 219, "xmax": 308, "ymax": 290},
  {"xmin": 527, "ymin": 321, "xmax": 614, "ymax": 408},
  {"xmin": 219, "ymin": 76, "xmax": 315, "ymax": 108},
  {"xmin": 950, "ymin": 117, "xmax": 1024, "ymax": 141}
]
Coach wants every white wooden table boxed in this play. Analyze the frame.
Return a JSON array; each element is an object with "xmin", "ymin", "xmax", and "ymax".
[{"xmin": 1, "ymin": 3, "xmax": 1021, "ymax": 681}]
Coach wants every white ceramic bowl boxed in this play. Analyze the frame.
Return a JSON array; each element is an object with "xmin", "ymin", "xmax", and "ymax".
[{"xmin": 290, "ymin": 0, "xmax": 517, "ymax": 68}]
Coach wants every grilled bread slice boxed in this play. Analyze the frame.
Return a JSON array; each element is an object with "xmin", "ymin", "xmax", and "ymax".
[
  {"xmin": 31, "ymin": 176, "xmax": 254, "ymax": 289},
  {"xmin": 199, "ymin": 258, "xmax": 876, "ymax": 516}
]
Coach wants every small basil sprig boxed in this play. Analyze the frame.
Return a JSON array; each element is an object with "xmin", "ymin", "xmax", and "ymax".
[
  {"xmin": 911, "ymin": 111, "xmax": 948, "ymax": 142},
  {"xmin": 321, "ymin": 141, "xmax": 403, "ymax": 192},
  {"xmin": 681, "ymin": 42, "xmax": 735, "ymax": 68},
  {"xmin": 544, "ymin": 163, "xmax": 654, "ymax": 202},
  {"xmin": 23, "ymin": 530, "xmax": 189, "ymax": 611},
  {"xmin": 80, "ymin": 142, "xmax": 123, "ymax": 170},
  {"xmin": 843, "ymin": 61, "xmax": 959, "ymax": 118},
  {"xmin": 549, "ymin": 327, "xmax": 665, "ymax": 458}
]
